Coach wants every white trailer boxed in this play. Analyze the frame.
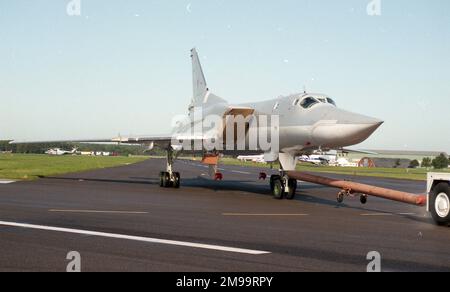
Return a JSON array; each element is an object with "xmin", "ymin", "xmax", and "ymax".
[{"xmin": 427, "ymin": 173, "xmax": 450, "ymax": 226}]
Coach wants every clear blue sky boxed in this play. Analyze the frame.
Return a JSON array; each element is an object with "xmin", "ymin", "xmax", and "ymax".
[{"xmin": 1, "ymin": 0, "xmax": 449, "ymax": 152}]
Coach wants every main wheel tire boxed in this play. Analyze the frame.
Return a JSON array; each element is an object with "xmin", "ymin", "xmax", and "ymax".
[
  {"xmin": 430, "ymin": 183, "xmax": 450, "ymax": 226},
  {"xmin": 162, "ymin": 172, "xmax": 171, "ymax": 188},
  {"xmin": 270, "ymin": 175, "xmax": 281, "ymax": 192},
  {"xmin": 272, "ymin": 179, "xmax": 284, "ymax": 200},
  {"xmin": 173, "ymin": 172, "xmax": 181, "ymax": 189},
  {"xmin": 159, "ymin": 172, "xmax": 164, "ymax": 187},
  {"xmin": 285, "ymin": 179, "xmax": 297, "ymax": 200}
]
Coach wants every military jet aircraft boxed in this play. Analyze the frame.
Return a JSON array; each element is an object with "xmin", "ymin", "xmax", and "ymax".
[{"xmin": 11, "ymin": 48, "xmax": 383, "ymax": 200}]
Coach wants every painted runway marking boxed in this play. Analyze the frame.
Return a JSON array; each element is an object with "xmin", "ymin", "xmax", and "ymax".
[
  {"xmin": 49, "ymin": 210, "xmax": 148, "ymax": 215},
  {"xmin": 360, "ymin": 213, "xmax": 394, "ymax": 216},
  {"xmin": 0, "ymin": 180, "xmax": 15, "ymax": 184},
  {"xmin": 0, "ymin": 221, "xmax": 270, "ymax": 255},
  {"xmin": 223, "ymin": 213, "xmax": 309, "ymax": 217},
  {"xmin": 361, "ymin": 212, "xmax": 417, "ymax": 217},
  {"xmin": 230, "ymin": 170, "xmax": 251, "ymax": 175}
]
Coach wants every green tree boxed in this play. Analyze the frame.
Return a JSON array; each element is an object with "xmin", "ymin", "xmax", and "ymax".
[
  {"xmin": 394, "ymin": 159, "xmax": 401, "ymax": 168},
  {"xmin": 421, "ymin": 157, "xmax": 432, "ymax": 168},
  {"xmin": 432, "ymin": 153, "xmax": 450, "ymax": 169},
  {"xmin": 409, "ymin": 160, "xmax": 420, "ymax": 169}
]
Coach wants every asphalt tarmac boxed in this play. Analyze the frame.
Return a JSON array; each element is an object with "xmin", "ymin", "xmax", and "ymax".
[{"xmin": 0, "ymin": 159, "xmax": 449, "ymax": 272}]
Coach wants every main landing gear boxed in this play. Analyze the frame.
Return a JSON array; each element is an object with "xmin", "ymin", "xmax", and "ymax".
[
  {"xmin": 159, "ymin": 147, "xmax": 181, "ymax": 188},
  {"xmin": 270, "ymin": 173, "xmax": 297, "ymax": 200}
]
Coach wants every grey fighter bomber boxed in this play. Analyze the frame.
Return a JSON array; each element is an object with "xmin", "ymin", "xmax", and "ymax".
[{"xmin": 11, "ymin": 48, "xmax": 383, "ymax": 199}]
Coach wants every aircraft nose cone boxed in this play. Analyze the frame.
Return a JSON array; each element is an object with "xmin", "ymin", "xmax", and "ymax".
[{"xmin": 312, "ymin": 109, "xmax": 383, "ymax": 147}]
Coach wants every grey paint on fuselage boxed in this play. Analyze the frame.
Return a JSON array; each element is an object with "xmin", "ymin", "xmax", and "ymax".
[
  {"xmin": 239, "ymin": 94, "xmax": 383, "ymax": 152},
  {"xmin": 178, "ymin": 49, "xmax": 383, "ymax": 159}
]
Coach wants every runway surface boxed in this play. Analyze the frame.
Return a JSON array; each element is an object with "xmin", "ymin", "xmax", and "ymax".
[{"xmin": 0, "ymin": 158, "xmax": 449, "ymax": 272}]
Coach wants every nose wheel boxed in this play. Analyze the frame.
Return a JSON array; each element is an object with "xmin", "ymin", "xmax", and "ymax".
[
  {"xmin": 270, "ymin": 174, "xmax": 297, "ymax": 200},
  {"xmin": 286, "ymin": 178, "xmax": 298, "ymax": 200},
  {"xmin": 272, "ymin": 178, "xmax": 284, "ymax": 200}
]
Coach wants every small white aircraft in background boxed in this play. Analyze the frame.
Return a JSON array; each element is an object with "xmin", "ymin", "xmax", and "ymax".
[
  {"xmin": 45, "ymin": 148, "xmax": 77, "ymax": 156},
  {"xmin": 237, "ymin": 155, "xmax": 266, "ymax": 163},
  {"xmin": 299, "ymin": 155, "xmax": 330, "ymax": 166}
]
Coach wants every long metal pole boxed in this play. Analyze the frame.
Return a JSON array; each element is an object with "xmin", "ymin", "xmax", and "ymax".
[{"xmin": 287, "ymin": 171, "xmax": 427, "ymax": 206}]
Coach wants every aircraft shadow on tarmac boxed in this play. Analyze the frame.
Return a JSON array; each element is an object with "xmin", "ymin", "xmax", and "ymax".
[{"xmin": 38, "ymin": 175, "xmax": 431, "ymax": 223}]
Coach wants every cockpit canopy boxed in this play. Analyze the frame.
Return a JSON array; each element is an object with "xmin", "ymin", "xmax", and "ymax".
[{"xmin": 294, "ymin": 95, "xmax": 336, "ymax": 109}]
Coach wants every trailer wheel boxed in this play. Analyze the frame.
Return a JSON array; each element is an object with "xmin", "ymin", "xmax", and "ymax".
[
  {"xmin": 430, "ymin": 183, "xmax": 450, "ymax": 226},
  {"xmin": 337, "ymin": 191, "xmax": 345, "ymax": 204},
  {"xmin": 360, "ymin": 194, "xmax": 368, "ymax": 205}
]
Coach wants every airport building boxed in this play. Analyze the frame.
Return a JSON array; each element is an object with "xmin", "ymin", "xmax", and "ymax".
[{"xmin": 343, "ymin": 150, "xmax": 448, "ymax": 168}]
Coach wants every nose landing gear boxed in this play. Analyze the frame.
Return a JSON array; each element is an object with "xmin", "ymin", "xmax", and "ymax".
[{"xmin": 270, "ymin": 173, "xmax": 298, "ymax": 200}]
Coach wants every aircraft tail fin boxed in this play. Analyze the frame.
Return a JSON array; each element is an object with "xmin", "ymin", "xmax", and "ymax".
[
  {"xmin": 191, "ymin": 48, "xmax": 208, "ymax": 107},
  {"xmin": 190, "ymin": 48, "xmax": 227, "ymax": 110}
]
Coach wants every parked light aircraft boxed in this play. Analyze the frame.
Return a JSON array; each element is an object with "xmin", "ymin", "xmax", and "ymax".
[
  {"xmin": 237, "ymin": 155, "xmax": 266, "ymax": 163},
  {"xmin": 45, "ymin": 148, "xmax": 77, "ymax": 156},
  {"xmin": 299, "ymin": 155, "xmax": 330, "ymax": 166},
  {"xmin": 11, "ymin": 49, "xmax": 383, "ymax": 200}
]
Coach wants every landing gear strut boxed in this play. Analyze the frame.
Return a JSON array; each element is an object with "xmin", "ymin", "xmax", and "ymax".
[
  {"xmin": 159, "ymin": 147, "xmax": 181, "ymax": 188},
  {"xmin": 270, "ymin": 172, "xmax": 297, "ymax": 200}
]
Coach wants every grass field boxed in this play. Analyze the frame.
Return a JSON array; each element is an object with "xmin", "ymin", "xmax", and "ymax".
[
  {"xmin": 2, "ymin": 154, "xmax": 449, "ymax": 182},
  {"xmin": 219, "ymin": 158, "xmax": 450, "ymax": 181},
  {"xmin": 0, "ymin": 154, "xmax": 149, "ymax": 180}
]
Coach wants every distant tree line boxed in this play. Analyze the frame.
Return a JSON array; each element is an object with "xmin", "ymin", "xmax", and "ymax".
[
  {"xmin": 0, "ymin": 140, "xmax": 167, "ymax": 156},
  {"xmin": 431, "ymin": 153, "xmax": 449, "ymax": 169},
  {"xmin": 416, "ymin": 154, "xmax": 450, "ymax": 169},
  {"xmin": 409, "ymin": 160, "xmax": 420, "ymax": 168}
]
